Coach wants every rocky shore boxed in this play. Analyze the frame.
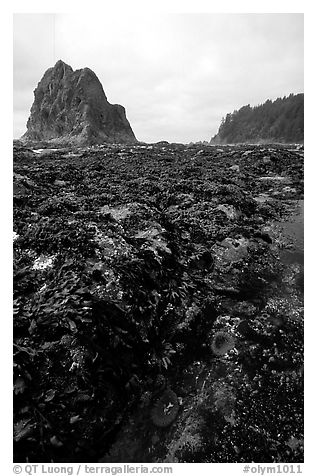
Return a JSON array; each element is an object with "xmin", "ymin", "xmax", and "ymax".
[{"xmin": 13, "ymin": 142, "xmax": 304, "ymax": 463}]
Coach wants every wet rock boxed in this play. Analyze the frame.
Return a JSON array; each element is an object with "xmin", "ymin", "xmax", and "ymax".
[
  {"xmin": 282, "ymin": 186, "xmax": 297, "ymax": 194},
  {"xmin": 134, "ymin": 225, "xmax": 171, "ymax": 255},
  {"xmin": 254, "ymin": 231, "xmax": 273, "ymax": 244},
  {"xmin": 100, "ymin": 204, "xmax": 132, "ymax": 220},
  {"xmin": 13, "ymin": 182, "xmax": 29, "ymax": 196},
  {"xmin": 214, "ymin": 237, "xmax": 249, "ymax": 265},
  {"xmin": 258, "ymin": 175, "xmax": 287, "ymax": 182},
  {"xmin": 188, "ymin": 249, "xmax": 214, "ymax": 271},
  {"xmin": 93, "ymin": 228, "xmax": 133, "ymax": 259},
  {"xmin": 212, "ymin": 381, "xmax": 236, "ymax": 416},
  {"xmin": 237, "ymin": 320, "xmax": 254, "ymax": 338},
  {"xmin": 32, "ymin": 254, "xmax": 55, "ymax": 270},
  {"xmin": 53, "ymin": 179, "xmax": 67, "ymax": 187},
  {"xmin": 216, "ymin": 204, "xmax": 238, "ymax": 220},
  {"xmin": 262, "ymin": 156, "xmax": 271, "ymax": 164},
  {"xmin": 13, "ymin": 173, "xmax": 36, "ymax": 196},
  {"xmin": 254, "ymin": 193, "xmax": 272, "ymax": 203}
]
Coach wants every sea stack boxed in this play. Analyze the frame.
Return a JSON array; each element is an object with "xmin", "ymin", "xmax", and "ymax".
[{"xmin": 22, "ymin": 60, "xmax": 137, "ymax": 145}]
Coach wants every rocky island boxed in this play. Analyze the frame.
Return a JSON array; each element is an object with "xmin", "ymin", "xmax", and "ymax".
[{"xmin": 22, "ymin": 60, "xmax": 137, "ymax": 146}]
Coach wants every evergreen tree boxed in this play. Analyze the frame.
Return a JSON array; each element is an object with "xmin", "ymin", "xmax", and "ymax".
[{"xmin": 211, "ymin": 93, "xmax": 303, "ymax": 144}]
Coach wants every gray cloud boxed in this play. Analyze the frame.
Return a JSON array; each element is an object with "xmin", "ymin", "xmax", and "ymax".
[{"xmin": 13, "ymin": 13, "xmax": 303, "ymax": 143}]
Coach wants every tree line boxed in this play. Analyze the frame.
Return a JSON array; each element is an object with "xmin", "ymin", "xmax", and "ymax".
[{"xmin": 211, "ymin": 93, "xmax": 303, "ymax": 144}]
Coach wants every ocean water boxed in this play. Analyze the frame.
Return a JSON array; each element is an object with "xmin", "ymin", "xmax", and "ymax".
[{"xmin": 279, "ymin": 200, "xmax": 304, "ymax": 266}]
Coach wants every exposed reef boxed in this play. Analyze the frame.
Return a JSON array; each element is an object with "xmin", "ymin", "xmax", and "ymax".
[{"xmin": 13, "ymin": 142, "xmax": 303, "ymax": 463}]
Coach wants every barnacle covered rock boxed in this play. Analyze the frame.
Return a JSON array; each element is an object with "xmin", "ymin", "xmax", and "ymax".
[
  {"xmin": 150, "ymin": 389, "xmax": 179, "ymax": 427},
  {"xmin": 211, "ymin": 331, "xmax": 235, "ymax": 356}
]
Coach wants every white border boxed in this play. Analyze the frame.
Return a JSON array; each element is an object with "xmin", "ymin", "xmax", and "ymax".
[{"xmin": 3, "ymin": 1, "xmax": 313, "ymax": 473}]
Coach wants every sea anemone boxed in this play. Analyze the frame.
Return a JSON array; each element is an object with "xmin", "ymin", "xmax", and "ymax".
[
  {"xmin": 150, "ymin": 389, "xmax": 179, "ymax": 427},
  {"xmin": 211, "ymin": 331, "xmax": 235, "ymax": 356}
]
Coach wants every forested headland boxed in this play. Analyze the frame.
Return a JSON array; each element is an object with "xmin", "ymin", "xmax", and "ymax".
[{"xmin": 211, "ymin": 93, "xmax": 304, "ymax": 144}]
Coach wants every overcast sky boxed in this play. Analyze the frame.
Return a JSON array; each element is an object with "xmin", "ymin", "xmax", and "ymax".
[{"xmin": 13, "ymin": 13, "xmax": 303, "ymax": 143}]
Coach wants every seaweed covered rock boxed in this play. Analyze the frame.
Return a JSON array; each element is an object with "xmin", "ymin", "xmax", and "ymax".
[{"xmin": 13, "ymin": 142, "xmax": 304, "ymax": 463}]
